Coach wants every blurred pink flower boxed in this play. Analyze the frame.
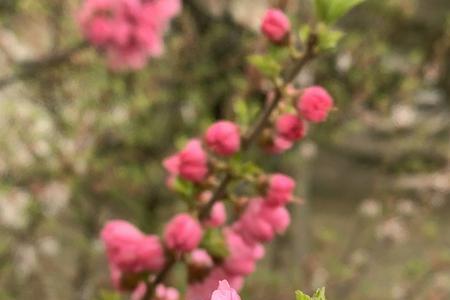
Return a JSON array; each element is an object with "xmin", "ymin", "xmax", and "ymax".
[
  {"xmin": 297, "ymin": 86, "xmax": 334, "ymax": 123},
  {"xmin": 186, "ymin": 268, "xmax": 243, "ymax": 300},
  {"xmin": 235, "ymin": 199, "xmax": 290, "ymax": 243},
  {"xmin": 265, "ymin": 173, "xmax": 295, "ymax": 206},
  {"xmin": 222, "ymin": 228, "xmax": 263, "ymax": 276},
  {"xmin": 77, "ymin": 0, "xmax": 181, "ymax": 70},
  {"xmin": 101, "ymin": 220, "xmax": 165, "ymax": 273},
  {"xmin": 189, "ymin": 249, "xmax": 214, "ymax": 269},
  {"xmin": 164, "ymin": 213, "xmax": 203, "ymax": 252},
  {"xmin": 163, "ymin": 139, "xmax": 208, "ymax": 182},
  {"xmin": 156, "ymin": 284, "xmax": 180, "ymax": 300},
  {"xmin": 261, "ymin": 9, "xmax": 291, "ymax": 43},
  {"xmin": 204, "ymin": 121, "xmax": 241, "ymax": 156},
  {"xmin": 275, "ymin": 114, "xmax": 307, "ymax": 142},
  {"xmin": 205, "ymin": 202, "xmax": 227, "ymax": 228},
  {"xmin": 265, "ymin": 135, "xmax": 293, "ymax": 154},
  {"xmin": 211, "ymin": 280, "xmax": 241, "ymax": 300}
]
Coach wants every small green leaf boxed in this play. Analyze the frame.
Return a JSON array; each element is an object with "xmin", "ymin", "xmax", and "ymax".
[
  {"xmin": 329, "ymin": 0, "xmax": 364, "ymax": 23},
  {"xmin": 298, "ymin": 25, "xmax": 311, "ymax": 44},
  {"xmin": 247, "ymin": 54, "xmax": 281, "ymax": 78},
  {"xmin": 295, "ymin": 288, "xmax": 326, "ymax": 300},
  {"xmin": 314, "ymin": 0, "xmax": 329, "ymax": 23},
  {"xmin": 318, "ymin": 26, "xmax": 343, "ymax": 51},
  {"xmin": 173, "ymin": 177, "xmax": 196, "ymax": 199},
  {"xmin": 312, "ymin": 287, "xmax": 326, "ymax": 300},
  {"xmin": 314, "ymin": 0, "xmax": 365, "ymax": 24},
  {"xmin": 295, "ymin": 290, "xmax": 311, "ymax": 300},
  {"xmin": 200, "ymin": 228, "xmax": 229, "ymax": 259}
]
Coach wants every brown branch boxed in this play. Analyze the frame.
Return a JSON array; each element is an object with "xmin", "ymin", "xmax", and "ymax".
[
  {"xmin": 0, "ymin": 40, "xmax": 89, "ymax": 90},
  {"xmin": 142, "ymin": 32, "xmax": 318, "ymax": 300}
]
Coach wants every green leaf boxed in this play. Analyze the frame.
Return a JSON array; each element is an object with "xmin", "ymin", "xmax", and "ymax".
[
  {"xmin": 173, "ymin": 177, "xmax": 196, "ymax": 200},
  {"xmin": 314, "ymin": 0, "xmax": 365, "ymax": 24},
  {"xmin": 247, "ymin": 54, "xmax": 281, "ymax": 78},
  {"xmin": 312, "ymin": 287, "xmax": 326, "ymax": 300},
  {"xmin": 318, "ymin": 27, "xmax": 343, "ymax": 51},
  {"xmin": 295, "ymin": 290, "xmax": 311, "ymax": 300},
  {"xmin": 314, "ymin": 0, "xmax": 330, "ymax": 23},
  {"xmin": 298, "ymin": 25, "xmax": 311, "ymax": 44},
  {"xmin": 233, "ymin": 99, "xmax": 259, "ymax": 127},
  {"xmin": 200, "ymin": 228, "xmax": 229, "ymax": 259},
  {"xmin": 295, "ymin": 288, "xmax": 326, "ymax": 300}
]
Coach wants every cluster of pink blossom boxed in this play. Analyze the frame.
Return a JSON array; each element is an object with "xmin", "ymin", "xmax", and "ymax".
[
  {"xmin": 266, "ymin": 86, "xmax": 334, "ymax": 153},
  {"xmin": 100, "ymin": 84, "xmax": 332, "ymax": 299},
  {"xmin": 185, "ymin": 175, "xmax": 294, "ymax": 300},
  {"xmin": 77, "ymin": 0, "xmax": 180, "ymax": 70},
  {"xmin": 98, "ymin": 7, "xmax": 336, "ymax": 300}
]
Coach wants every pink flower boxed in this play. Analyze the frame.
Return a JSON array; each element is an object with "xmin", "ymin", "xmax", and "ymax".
[
  {"xmin": 156, "ymin": 284, "xmax": 180, "ymax": 300},
  {"xmin": 101, "ymin": 220, "xmax": 165, "ymax": 273},
  {"xmin": 77, "ymin": 0, "xmax": 181, "ymax": 70},
  {"xmin": 261, "ymin": 9, "xmax": 291, "ymax": 43},
  {"xmin": 265, "ymin": 174, "xmax": 295, "ymax": 206},
  {"xmin": 211, "ymin": 280, "xmax": 241, "ymax": 300},
  {"xmin": 135, "ymin": 236, "xmax": 167, "ymax": 271},
  {"xmin": 186, "ymin": 268, "xmax": 243, "ymax": 300},
  {"xmin": 235, "ymin": 201, "xmax": 275, "ymax": 243},
  {"xmin": 235, "ymin": 199, "xmax": 291, "ymax": 243},
  {"xmin": 265, "ymin": 136, "xmax": 293, "ymax": 154},
  {"xmin": 164, "ymin": 213, "xmax": 203, "ymax": 252},
  {"xmin": 204, "ymin": 121, "xmax": 241, "ymax": 156},
  {"xmin": 205, "ymin": 202, "xmax": 227, "ymax": 227},
  {"xmin": 222, "ymin": 228, "xmax": 263, "ymax": 276},
  {"xmin": 275, "ymin": 114, "xmax": 307, "ymax": 141},
  {"xmin": 297, "ymin": 86, "xmax": 334, "ymax": 123},
  {"xmin": 131, "ymin": 283, "xmax": 147, "ymax": 300},
  {"xmin": 259, "ymin": 205, "xmax": 291, "ymax": 234},
  {"xmin": 163, "ymin": 139, "xmax": 209, "ymax": 182},
  {"xmin": 188, "ymin": 249, "xmax": 214, "ymax": 269}
]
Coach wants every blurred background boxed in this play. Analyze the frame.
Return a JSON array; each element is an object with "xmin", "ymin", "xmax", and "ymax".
[{"xmin": 0, "ymin": 0, "xmax": 449, "ymax": 299}]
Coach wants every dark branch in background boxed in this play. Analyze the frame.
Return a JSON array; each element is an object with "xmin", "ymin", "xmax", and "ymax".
[
  {"xmin": 0, "ymin": 40, "xmax": 89, "ymax": 90},
  {"xmin": 183, "ymin": 0, "xmax": 248, "ymax": 35},
  {"xmin": 142, "ymin": 32, "xmax": 318, "ymax": 300}
]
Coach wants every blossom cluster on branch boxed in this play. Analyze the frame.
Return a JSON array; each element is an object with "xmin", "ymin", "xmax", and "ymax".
[
  {"xmin": 77, "ymin": 0, "xmax": 180, "ymax": 70},
  {"xmin": 89, "ymin": 0, "xmax": 366, "ymax": 299}
]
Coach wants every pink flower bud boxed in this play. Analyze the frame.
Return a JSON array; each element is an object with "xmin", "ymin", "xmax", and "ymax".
[
  {"xmin": 222, "ymin": 228, "xmax": 263, "ymax": 276},
  {"xmin": 204, "ymin": 121, "xmax": 241, "ymax": 156},
  {"xmin": 131, "ymin": 283, "xmax": 147, "ymax": 300},
  {"xmin": 135, "ymin": 236, "xmax": 167, "ymax": 271},
  {"xmin": 163, "ymin": 139, "xmax": 209, "ymax": 182},
  {"xmin": 205, "ymin": 202, "xmax": 227, "ymax": 228},
  {"xmin": 164, "ymin": 213, "xmax": 203, "ymax": 252},
  {"xmin": 87, "ymin": 17, "xmax": 113, "ymax": 45},
  {"xmin": 297, "ymin": 86, "xmax": 334, "ymax": 123},
  {"xmin": 235, "ymin": 200, "xmax": 275, "ymax": 243},
  {"xmin": 188, "ymin": 249, "xmax": 214, "ymax": 269},
  {"xmin": 264, "ymin": 136, "xmax": 293, "ymax": 154},
  {"xmin": 265, "ymin": 174, "xmax": 295, "ymax": 206},
  {"xmin": 186, "ymin": 268, "xmax": 243, "ymax": 300},
  {"xmin": 101, "ymin": 220, "xmax": 165, "ymax": 273},
  {"xmin": 234, "ymin": 199, "xmax": 291, "ymax": 243},
  {"xmin": 211, "ymin": 280, "xmax": 241, "ymax": 300},
  {"xmin": 260, "ymin": 9, "xmax": 291, "ymax": 43},
  {"xmin": 275, "ymin": 114, "xmax": 307, "ymax": 141},
  {"xmin": 156, "ymin": 284, "xmax": 180, "ymax": 300},
  {"xmin": 259, "ymin": 204, "xmax": 291, "ymax": 234}
]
